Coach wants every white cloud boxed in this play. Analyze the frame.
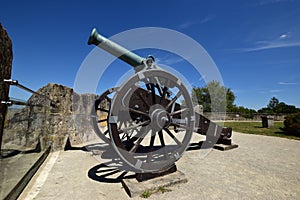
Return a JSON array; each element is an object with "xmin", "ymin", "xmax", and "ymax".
[
  {"xmin": 257, "ymin": 0, "xmax": 293, "ymax": 6},
  {"xmin": 178, "ymin": 15, "xmax": 215, "ymax": 29},
  {"xmin": 259, "ymin": 91, "xmax": 267, "ymax": 94},
  {"xmin": 270, "ymin": 89, "xmax": 282, "ymax": 93},
  {"xmin": 199, "ymin": 15, "xmax": 215, "ymax": 24},
  {"xmin": 232, "ymin": 26, "xmax": 300, "ymax": 52},
  {"xmin": 280, "ymin": 34, "xmax": 288, "ymax": 39},
  {"xmin": 279, "ymin": 32, "xmax": 292, "ymax": 39},
  {"xmin": 154, "ymin": 57, "xmax": 161, "ymax": 63},
  {"xmin": 278, "ymin": 81, "xmax": 299, "ymax": 85},
  {"xmin": 157, "ymin": 56, "xmax": 185, "ymax": 65},
  {"xmin": 240, "ymin": 40, "xmax": 300, "ymax": 52},
  {"xmin": 178, "ymin": 21, "xmax": 196, "ymax": 29}
]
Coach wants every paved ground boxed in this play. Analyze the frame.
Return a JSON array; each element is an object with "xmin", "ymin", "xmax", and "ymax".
[
  {"xmin": 0, "ymin": 151, "xmax": 43, "ymax": 199},
  {"xmin": 19, "ymin": 132, "xmax": 300, "ymax": 200}
]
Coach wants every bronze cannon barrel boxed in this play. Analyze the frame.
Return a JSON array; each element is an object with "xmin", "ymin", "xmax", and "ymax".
[{"xmin": 88, "ymin": 28, "xmax": 145, "ymax": 68}]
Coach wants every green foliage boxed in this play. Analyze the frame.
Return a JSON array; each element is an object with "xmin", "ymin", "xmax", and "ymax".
[
  {"xmin": 257, "ymin": 107, "xmax": 273, "ymax": 114},
  {"xmin": 140, "ymin": 187, "xmax": 171, "ymax": 198},
  {"xmin": 141, "ymin": 190, "xmax": 151, "ymax": 198},
  {"xmin": 258, "ymin": 97, "xmax": 300, "ymax": 114},
  {"xmin": 192, "ymin": 85, "xmax": 210, "ymax": 112},
  {"xmin": 157, "ymin": 186, "xmax": 171, "ymax": 193},
  {"xmin": 192, "ymin": 81, "xmax": 235, "ymax": 112},
  {"xmin": 275, "ymin": 102, "xmax": 300, "ymax": 114},
  {"xmin": 230, "ymin": 106, "xmax": 256, "ymax": 118},
  {"xmin": 192, "ymin": 88, "xmax": 299, "ymax": 116},
  {"xmin": 226, "ymin": 88, "xmax": 236, "ymax": 111},
  {"xmin": 283, "ymin": 112, "xmax": 300, "ymax": 136},
  {"xmin": 267, "ymin": 97, "xmax": 279, "ymax": 110}
]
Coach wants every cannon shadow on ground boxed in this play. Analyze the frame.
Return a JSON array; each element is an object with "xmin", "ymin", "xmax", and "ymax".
[{"xmin": 64, "ymin": 140, "xmax": 210, "ymax": 184}]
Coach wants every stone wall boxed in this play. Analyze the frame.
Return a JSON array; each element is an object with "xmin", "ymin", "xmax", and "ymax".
[
  {"xmin": 0, "ymin": 24, "xmax": 99, "ymax": 152},
  {"xmin": 203, "ymin": 112, "xmax": 287, "ymax": 121},
  {"xmin": 0, "ymin": 23, "xmax": 13, "ymax": 151},
  {"xmin": 3, "ymin": 83, "xmax": 99, "ymax": 151}
]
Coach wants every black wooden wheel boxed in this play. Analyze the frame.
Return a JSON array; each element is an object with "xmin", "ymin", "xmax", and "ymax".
[
  {"xmin": 108, "ymin": 69, "xmax": 195, "ymax": 172},
  {"xmin": 92, "ymin": 87, "xmax": 118, "ymax": 143}
]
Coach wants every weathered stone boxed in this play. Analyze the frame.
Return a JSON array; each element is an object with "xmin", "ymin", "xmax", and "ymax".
[
  {"xmin": 3, "ymin": 83, "xmax": 99, "ymax": 151},
  {"xmin": 0, "ymin": 23, "xmax": 13, "ymax": 152}
]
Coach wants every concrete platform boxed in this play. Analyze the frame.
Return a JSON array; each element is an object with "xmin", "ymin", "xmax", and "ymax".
[{"xmin": 122, "ymin": 170, "xmax": 187, "ymax": 198}]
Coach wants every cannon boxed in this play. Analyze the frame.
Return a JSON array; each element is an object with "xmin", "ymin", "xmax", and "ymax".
[{"xmin": 88, "ymin": 28, "xmax": 234, "ymax": 175}]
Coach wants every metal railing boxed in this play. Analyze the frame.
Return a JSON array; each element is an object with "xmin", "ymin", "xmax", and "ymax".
[{"xmin": 2, "ymin": 79, "xmax": 54, "ymax": 106}]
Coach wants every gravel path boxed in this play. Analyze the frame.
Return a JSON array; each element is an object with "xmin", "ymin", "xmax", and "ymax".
[
  {"xmin": 20, "ymin": 132, "xmax": 300, "ymax": 200},
  {"xmin": 153, "ymin": 132, "xmax": 300, "ymax": 200}
]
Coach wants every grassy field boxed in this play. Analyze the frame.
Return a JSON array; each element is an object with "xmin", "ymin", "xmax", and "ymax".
[{"xmin": 221, "ymin": 121, "xmax": 300, "ymax": 140}]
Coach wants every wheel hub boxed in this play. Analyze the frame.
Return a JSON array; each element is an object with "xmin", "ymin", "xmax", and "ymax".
[{"xmin": 149, "ymin": 104, "xmax": 170, "ymax": 131}]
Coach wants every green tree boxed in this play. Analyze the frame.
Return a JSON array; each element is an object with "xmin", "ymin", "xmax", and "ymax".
[
  {"xmin": 192, "ymin": 81, "xmax": 235, "ymax": 112},
  {"xmin": 258, "ymin": 97, "xmax": 300, "ymax": 114},
  {"xmin": 226, "ymin": 88, "xmax": 236, "ymax": 112},
  {"xmin": 275, "ymin": 102, "xmax": 300, "ymax": 114},
  {"xmin": 267, "ymin": 97, "xmax": 279, "ymax": 110},
  {"xmin": 192, "ymin": 86, "xmax": 210, "ymax": 112},
  {"xmin": 232, "ymin": 106, "xmax": 257, "ymax": 119},
  {"xmin": 257, "ymin": 107, "xmax": 272, "ymax": 114}
]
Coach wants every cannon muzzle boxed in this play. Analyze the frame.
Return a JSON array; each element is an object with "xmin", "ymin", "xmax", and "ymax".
[{"xmin": 88, "ymin": 28, "xmax": 144, "ymax": 68}]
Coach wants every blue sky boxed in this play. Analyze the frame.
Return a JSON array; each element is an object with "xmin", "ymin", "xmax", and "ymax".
[{"xmin": 1, "ymin": 0, "xmax": 299, "ymax": 110}]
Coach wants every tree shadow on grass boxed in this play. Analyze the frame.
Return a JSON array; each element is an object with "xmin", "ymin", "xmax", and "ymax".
[
  {"xmin": 276, "ymin": 128, "xmax": 300, "ymax": 138},
  {"xmin": 254, "ymin": 126, "xmax": 265, "ymax": 128}
]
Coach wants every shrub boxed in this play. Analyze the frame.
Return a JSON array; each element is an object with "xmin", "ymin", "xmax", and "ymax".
[{"xmin": 283, "ymin": 112, "xmax": 300, "ymax": 136}]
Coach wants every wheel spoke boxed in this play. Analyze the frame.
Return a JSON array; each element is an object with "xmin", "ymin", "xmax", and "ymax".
[
  {"xmin": 145, "ymin": 83, "xmax": 151, "ymax": 91},
  {"xmin": 170, "ymin": 120, "xmax": 192, "ymax": 130},
  {"xmin": 158, "ymin": 130, "xmax": 169, "ymax": 159},
  {"xmin": 120, "ymin": 120, "xmax": 150, "ymax": 132},
  {"xmin": 150, "ymin": 130, "xmax": 156, "ymax": 148},
  {"xmin": 104, "ymin": 96, "xmax": 111, "ymax": 102},
  {"xmin": 165, "ymin": 91, "xmax": 182, "ymax": 110},
  {"xmin": 159, "ymin": 86, "xmax": 168, "ymax": 104},
  {"xmin": 128, "ymin": 108, "xmax": 150, "ymax": 118},
  {"xmin": 155, "ymin": 83, "xmax": 163, "ymax": 96},
  {"xmin": 103, "ymin": 129, "xmax": 109, "ymax": 135},
  {"xmin": 129, "ymin": 137, "xmax": 143, "ymax": 153},
  {"xmin": 137, "ymin": 92, "xmax": 150, "ymax": 109},
  {"xmin": 147, "ymin": 130, "xmax": 156, "ymax": 163},
  {"xmin": 169, "ymin": 108, "xmax": 189, "ymax": 116},
  {"xmin": 158, "ymin": 130, "xmax": 165, "ymax": 146},
  {"xmin": 98, "ymin": 118, "xmax": 107, "ymax": 123},
  {"xmin": 129, "ymin": 126, "xmax": 150, "ymax": 153},
  {"xmin": 124, "ymin": 121, "xmax": 136, "ymax": 139},
  {"xmin": 150, "ymin": 83, "xmax": 156, "ymax": 104},
  {"xmin": 121, "ymin": 132, "xmax": 127, "ymax": 140},
  {"xmin": 98, "ymin": 108, "xmax": 109, "ymax": 112},
  {"xmin": 164, "ymin": 128, "xmax": 182, "ymax": 145}
]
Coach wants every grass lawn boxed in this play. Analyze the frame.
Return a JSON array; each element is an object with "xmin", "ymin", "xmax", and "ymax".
[{"xmin": 222, "ymin": 121, "xmax": 300, "ymax": 140}]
